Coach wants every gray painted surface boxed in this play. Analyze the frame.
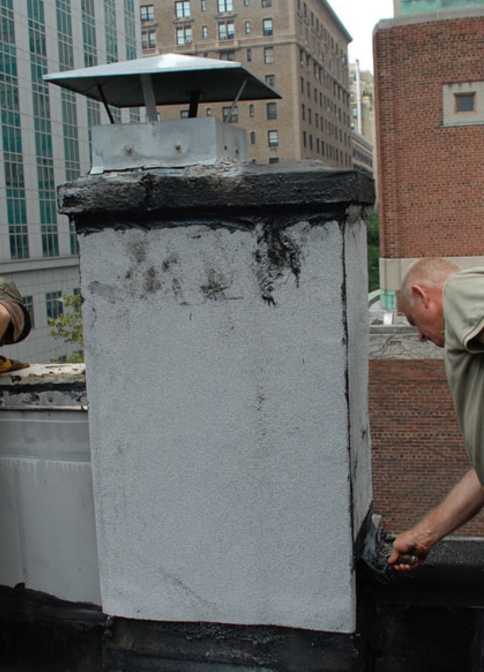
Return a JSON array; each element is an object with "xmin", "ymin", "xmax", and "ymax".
[
  {"xmin": 0, "ymin": 365, "xmax": 100, "ymax": 604},
  {"xmin": 80, "ymin": 213, "xmax": 369, "ymax": 633},
  {"xmin": 345, "ymin": 214, "xmax": 372, "ymax": 539}
]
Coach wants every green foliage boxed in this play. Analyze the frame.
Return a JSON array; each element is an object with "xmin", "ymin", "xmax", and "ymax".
[
  {"xmin": 49, "ymin": 293, "xmax": 84, "ymax": 363},
  {"xmin": 366, "ymin": 209, "xmax": 380, "ymax": 294}
]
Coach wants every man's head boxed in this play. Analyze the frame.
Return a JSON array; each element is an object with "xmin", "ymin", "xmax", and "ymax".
[{"xmin": 400, "ymin": 258, "xmax": 460, "ymax": 347}]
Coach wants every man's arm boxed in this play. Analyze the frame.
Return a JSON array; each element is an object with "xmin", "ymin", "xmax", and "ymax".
[{"xmin": 389, "ymin": 468, "xmax": 484, "ymax": 570}]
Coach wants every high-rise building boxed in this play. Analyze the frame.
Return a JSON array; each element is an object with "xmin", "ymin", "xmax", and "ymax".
[
  {"xmin": 374, "ymin": 5, "xmax": 484, "ymax": 309},
  {"xmin": 139, "ymin": 0, "xmax": 353, "ymax": 167},
  {"xmin": 348, "ymin": 62, "xmax": 375, "ymax": 179},
  {"xmin": 0, "ymin": 0, "xmax": 141, "ymax": 362}
]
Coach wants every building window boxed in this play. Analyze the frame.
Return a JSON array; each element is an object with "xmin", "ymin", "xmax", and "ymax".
[
  {"xmin": 267, "ymin": 102, "xmax": 277, "ymax": 120},
  {"xmin": 46, "ymin": 291, "xmax": 63, "ymax": 321},
  {"xmin": 443, "ymin": 82, "xmax": 484, "ymax": 126},
  {"xmin": 300, "ymin": 77, "xmax": 304, "ymax": 94},
  {"xmin": 309, "ymin": 134, "xmax": 313, "ymax": 150},
  {"xmin": 217, "ymin": 0, "xmax": 233, "ymax": 12},
  {"xmin": 22, "ymin": 296, "xmax": 35, "ymax": 329},
  {"xmin": 262, "ymin": 18, "xmax": 273, "ymax": 36},
  {"xmin": 180, "ymin": 110, "xmax": 189, "ymax": 118},
  {"xmin": 202, "ymin": 25, "xmax": 208, "ymax": 38},
  {"xmin": 264, "ymin": 47, "xmax": 274, "ymax": 64},
  {"xmin": 303, "ymin": 130, "xmax": 307, "ymax": 147},
  {"xmin": 69, "ymin": 221, "xmax": 79, "ymax": 255},
  {"xmin": 269, "ymin": 157, "xmax": 279, "ymax": 163},
  {"xmin": 142, "ymin": 28, "xmax": 156, "ymax": 49},
  {"xmin": 262, "ymin": 0, "xmax": 272, "ymax": 5},
  {"xmin": 308, "ymin": 108, "xmax": 312, "ymax": 124},
  {"xmin": 206, "ymin": 107, "xmax": 212, "ymax": 115},
  {"xmin": 247, "ymin": 48, "xmax": 252, "ymax": 61},
  {"xmin": 245, "ymin": 20, "xmax": 251, "ymax": 34},
  {"xmin": 301, "ymin": 103, "xmax": 305, "ymax": 120},
  {"xmin": 218, "ymin": 21, "xmax": 235, "ymax": 39},
  {"xmin": 175, "ymin": 1, "xmax": 191, "ymax": 17},
  {"xmin": 455, "ymin": 92, "xmax": 476, "ymax": 113},
  {"xmin": 268, "ymin": 130, "xmax": 278, "ymax": 147},
  {"xmin": 177, "ymin": 25, "xmax": 193, "ymax": 44},
  {"xmin": 249, "ymin": 104, "xmax": 255, "ymax": 117},
  {"xmin": 140, "ymin": 4, "xmax": 155, "ymax": 20},
  {"xmin": 220, "ymin": 50, "xmax": 236, "ymax": 60},
  {"xmin": 266, "ymin": 74, "xmax": 275, "ymax": 87},
  {"xmin": 201, "ymin": 0, "xmax": 206, "ymax": 9},
  {"xmin": 223, "ymin": 106, "xmax": 238, "ymax": 123},
  {"xmin": 307, "ymin": 82, "xmax": 310, "ymax": 97},
  {"xmin": 250, "ymin": 131, "xmax": 256, "ymax": 144},
  {"xmin": 245, "ymin": 0, "xmax": 249, "ymax": 4}
]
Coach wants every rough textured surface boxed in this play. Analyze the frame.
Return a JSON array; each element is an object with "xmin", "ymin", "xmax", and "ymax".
[
  {"xmin": 345, "ymin": 215, "xmax": 372, "ymax": 541},
  {"xmin": 105, "ymin": 618, "xmax": 364, "ymax": 672},
  {"xmin": 57, "ymin": 162, "xmax": 375, "ymax": 226},
  {"xmin": 0, "ymin": 363, "xmax": 87, "ymax": 408},
  {"xmin": 72, "ymin": 161, "xmax": 374, "ymax": 638},
  {"xmin": 81, "ymin": 218, "xmax": 365, "ymax": 632}
]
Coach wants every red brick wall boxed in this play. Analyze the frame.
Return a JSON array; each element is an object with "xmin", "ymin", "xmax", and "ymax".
[
  {"xmin": 373, "ymin": 17, "xmax": 484, "ymax": 260},
  {"xmin": 369, "ymin": 358, "xmax": 484, "ymax": 535}
]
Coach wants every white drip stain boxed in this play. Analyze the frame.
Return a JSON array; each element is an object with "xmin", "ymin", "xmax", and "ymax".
[{"xmin": 0, "ymin": 458, "xmax": 91, "ymax": 488}]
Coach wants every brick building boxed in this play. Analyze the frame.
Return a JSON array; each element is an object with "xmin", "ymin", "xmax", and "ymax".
[
  {"xmin": 373, "ymin": 4, "xmax": 484, "ymax": 310},
  {"xmin": 139, "ymin": 0, "xmax": 354, "ymax": 166}
]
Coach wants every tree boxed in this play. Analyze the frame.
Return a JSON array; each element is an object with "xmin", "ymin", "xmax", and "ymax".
[{"xmin": 49, "ymin": 293, "xmax": 84, "ymax": 363}]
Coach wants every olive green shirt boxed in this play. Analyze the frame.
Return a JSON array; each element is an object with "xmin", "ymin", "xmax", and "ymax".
[{"xmin": 444, "ymin": 268, "xmax": 484, "ymax": 484}]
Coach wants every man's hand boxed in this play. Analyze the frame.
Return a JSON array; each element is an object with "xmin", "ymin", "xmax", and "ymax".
[{"xmin": 389, "ymin": 531, "xmax": 430, "ymax": 571}]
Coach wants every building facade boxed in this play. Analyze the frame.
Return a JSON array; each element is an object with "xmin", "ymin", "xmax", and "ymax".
[
  {"xmin": 394, "ymin": 0, "xmax": 484, "ymax": 15},
  {"xmin": 374, "ymin": 6, "xmax": 484, "ymax": 309},
  {"xmin": 0, "ymin": 0, "xmax": 141, "ymax": 362},
  {"xmin": 139, "ymin": 0, "xmax": 353, "ymax": 167},
  {"xmin": 348, "ymin": 62, "xmax": 375, "ymax": 179}
]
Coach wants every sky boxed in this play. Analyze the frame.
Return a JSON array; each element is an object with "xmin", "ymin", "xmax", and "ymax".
[{"xmin": 326, "ymin": 0, "xmax": 395, "ymax": 72}]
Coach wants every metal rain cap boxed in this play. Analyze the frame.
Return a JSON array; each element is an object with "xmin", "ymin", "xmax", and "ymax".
[{"xmin": 43, "ymin": 53, "xmax": 282, "ymax": 108}]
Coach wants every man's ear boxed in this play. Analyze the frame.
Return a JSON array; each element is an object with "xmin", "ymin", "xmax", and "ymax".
[{"xmin": 411, "ymin": 284, "xmax": 429, "ymax": 307}]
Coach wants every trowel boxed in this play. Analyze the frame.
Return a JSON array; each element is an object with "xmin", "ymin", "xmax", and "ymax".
[{"xmin": 361, "ymin": 514, "xmax": 418, "ymax": 581}]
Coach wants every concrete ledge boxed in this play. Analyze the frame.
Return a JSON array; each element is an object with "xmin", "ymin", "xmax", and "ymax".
[
  {"xmin": 0, "ymin": 363, "xmax": 87, "ymax": 408},
  {"xmin": 375, "ymin": 5, "xmax": 484, "ymax": 32},
  {"xmin": 360, "ymin": 536, "xmax": 484, "ymax": 607},
  {"xmin": 369, "ymin": 325, "xmax": 443, "ymax": 360}
]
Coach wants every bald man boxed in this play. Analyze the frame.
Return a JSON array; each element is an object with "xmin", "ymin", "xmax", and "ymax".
[{"xmin": 389, "ymin": 258, "xmax": 484, "ymax": 570}]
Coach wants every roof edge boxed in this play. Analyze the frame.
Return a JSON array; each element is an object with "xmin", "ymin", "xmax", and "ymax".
[{"xmin": 374, "ymin": 4, "xmax": 484, "ymax": 32}]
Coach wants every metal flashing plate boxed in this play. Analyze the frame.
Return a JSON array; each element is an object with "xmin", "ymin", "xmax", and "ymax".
[{"xmin": 90, "ymin": 117, "xmax": 248, "ymax": 172}]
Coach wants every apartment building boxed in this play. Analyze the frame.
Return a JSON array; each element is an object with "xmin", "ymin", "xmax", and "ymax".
[
  {"xmin": 374, "ymin": 1, "xmax": 484, "ymax": 309},
  {"xmin": 139, "ymin": 0, "xmax": 353, "ymax": 167},
  {"xmin": 348, "ymin": 62, "xmax": 375, "ymax": 178},
  {"xmin": 0, "ymin": 0, "xmax": 140, "ymax": 362}
]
